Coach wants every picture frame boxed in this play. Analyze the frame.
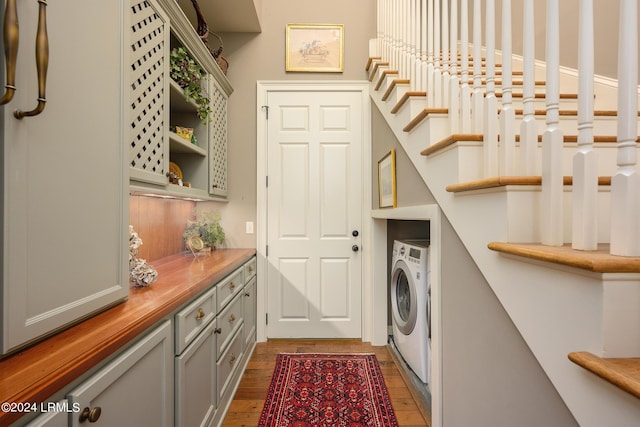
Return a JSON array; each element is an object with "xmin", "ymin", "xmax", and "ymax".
[
  {"xmin": 378, "ymin": 149, "xmax": 397, "ymax": 208},
  {"xmin": 285, "ymin": 24, "xmax": 344, "ymax": 72}
]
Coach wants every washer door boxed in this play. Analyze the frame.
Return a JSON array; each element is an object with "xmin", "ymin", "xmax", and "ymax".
[{"xmin": 391, "ymin": 259, "xmax": 417, "ymax": 335}]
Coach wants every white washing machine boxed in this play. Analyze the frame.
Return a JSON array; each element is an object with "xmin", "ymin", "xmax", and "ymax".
[{"xmin": 391, "ymin": 239, "xmax": 431, "ymax": 383}]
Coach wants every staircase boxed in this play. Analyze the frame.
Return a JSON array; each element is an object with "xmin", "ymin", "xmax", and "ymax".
[{"xmin": 370, "ymin": 1, "xmax": 640, "ymax": 426}]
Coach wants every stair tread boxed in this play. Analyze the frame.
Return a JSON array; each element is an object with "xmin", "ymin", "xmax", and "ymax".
[
  {"xmin": 381, "ymin": 79, "xmax": 411, "ymax": 101},
  {"xmin": 487, "ymin": 242, "xmax": 640, "ymax": 273},
  {"xmin": 391, "ymin": 91, "xmax": 427, "ymax": 114},
  {"xmin": 375, "ymin": 70, "xmax": 399, "ymax": 90},
  {"xmin": 568, "ymin": 352, "xmax": 640, "ymax": 400},
  {"xmin": 423, "ymin": 133, "xmax": 634, "ymax": 157},
  {"xmin": 366, "ymin": 56, "xmax": 382, "ymax": 71},
  {"xmin": 446, "ymin": 175, "xmax": 612, "ymax": 193},
  {"xmin": 403, "ymin": 108, "xmax": 449, "ymax": 132}
]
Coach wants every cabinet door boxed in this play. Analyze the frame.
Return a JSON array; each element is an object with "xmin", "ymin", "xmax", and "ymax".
[
  {"xmin": 208, "ymin": 78, "xmax": 228, "ymax": 197},
  {"xmin": 129, "ymin": 0, "xmax": 170, "ymax": 185},
  {"xmin": 68, "ymin": 321, "xmax": 173, "ymax": 427},
  {"xmin": 243, "ymin": 277, "xmax": 257, "ymax": 348},
  {"xmin": 175, "ymin": 318, "xmax": 218, "ymax": 427},
  {"xmin": 1, "ymin": 0, "xmax": 129, "ymax": 353}
]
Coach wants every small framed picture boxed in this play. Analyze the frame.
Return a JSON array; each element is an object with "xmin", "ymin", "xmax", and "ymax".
[
  {"xmin": 378, "ymin": 149, "xmax": 397, "ymax": 208},
  {"xmin": 285, "ymin": 24, "xmax": 344, "ymax": 72}
]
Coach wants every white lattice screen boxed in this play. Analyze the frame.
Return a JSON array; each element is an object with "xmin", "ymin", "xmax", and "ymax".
[
  {"xmin": 129, "ymin": 0, "xmax": 168, "ymax": 181},
  {"xmin": 209, "ymin": 82, "xmax": 228, "ymax": 195}
]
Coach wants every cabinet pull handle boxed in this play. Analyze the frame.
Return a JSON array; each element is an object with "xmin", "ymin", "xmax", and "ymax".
[
  {"xmin": 0, "ymin": 0, "xmax": 18, "ymax": 105},
  {"xmin": 229, "ymin": 314, "xmax": 235, "ymax": 323},
  {"xmin": 245, "ymin": 292, "xmax": 250, "ymax": 297},
  {"xmin": 79, "ymin": 406, "xmax": 102, "ymax": 423},
  {"xmin": 214, "ymin": 327, "xmax": 222, "ymax": 334},
  {"xmin": 230, "ymin": 354, "xmax": 236, "ymax": 365},
  {"xmin": 14, "ymin": 0, "xmax": 48, "ymax": 119},
  {"xmin": 229, "ymin": 282, "xmax": 236, "ymax": 290},
  {"xmin": 195, "ymin": 308, "xmax": 205, "ymax": 320}
]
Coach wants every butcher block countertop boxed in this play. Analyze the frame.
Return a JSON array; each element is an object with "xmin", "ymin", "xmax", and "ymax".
[{"xmin": 0, "ymin": 248, "xmax": 256, "ymax": 425}]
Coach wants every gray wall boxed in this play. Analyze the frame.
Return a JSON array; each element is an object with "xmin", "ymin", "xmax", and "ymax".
[{"xmin": 207, "ymin": 0, "xmax": 376, "ymax": 248}]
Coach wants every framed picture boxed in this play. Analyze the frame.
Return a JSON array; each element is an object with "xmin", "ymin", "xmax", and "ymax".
[
  {"xmin": 378, "ymin": 149, "xmax": 397, "ymax": 208},
  {"xmin": 285, "ymin": 24, "xmax": 344, "ymax": 72}
]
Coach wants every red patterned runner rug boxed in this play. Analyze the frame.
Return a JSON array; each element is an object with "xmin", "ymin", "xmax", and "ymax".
[{"xmin": 258, "ymin": 353, "xmax": 399, "ymax": 427}]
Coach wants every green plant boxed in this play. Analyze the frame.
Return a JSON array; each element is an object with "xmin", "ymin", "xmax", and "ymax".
[
  {"xmin": 183, "ymin": 210, "xmax": 225, "ymax": 248},
  {"xmin": 170, "ymin": 47, "xmax": 212, "ymax": 123}
]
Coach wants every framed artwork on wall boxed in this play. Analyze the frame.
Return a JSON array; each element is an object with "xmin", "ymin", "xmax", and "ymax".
[
  {"xmin": 285, "ymin": 24, "xmax": 344, "ymax": 72},
  {"xmin": 378, "ymin": 149, "xmax": 397, "ymax": 208}
]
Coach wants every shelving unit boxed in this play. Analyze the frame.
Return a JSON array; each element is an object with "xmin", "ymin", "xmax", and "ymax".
[{"xmin": 129, "ymin": 0, "xmax": 232, "ymax": 201}]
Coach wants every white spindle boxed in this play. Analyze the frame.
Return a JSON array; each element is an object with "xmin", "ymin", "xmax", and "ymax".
[
  {"xmin": 449, "ymin": 0, "xmax": 459, "ymax": 131},
  {"xmin": 441, "ymin": 0, "xmax": 450, "ymax": 106},
  {"xmin": 572, "ymin": 0, "xmax": 598, "ymax": 251},
  {"xmin": 610, "ymin": 0, "xmax": 640, "ymax": 256},
  {"xmin": 421, "ymin": 0, "xmax": 428, "ymax": 93},
  {"xmin": 499, "ymin": 0, "xmax": 515, "ymax": 175},
  {"xmin": 409, "ymin": 0, "xmax": 416, "ymax": 85},
  {"xmin": 519, "ymin": 0, "xmax": 537, "ymax": 175},
  {"xmin": 459, "ymin": 0, "xmax": 471, "ymax": 133},
  {"xmin": 483, "ymin": 0, "xmax": 498, "ymax": 177},
  {"xmin": 433, "ymin": 0, "xmax": 442, "ymax": 106},
  {"xmin": 427, "ymin": 0, "xmax": 435, "ymax": 106},
  {"xmin": 541, "ymin": 0, "xmax": 564, "ymax": 246},
  {"xmin": 401, "ymin": 0, "xmax": 408, "ymax": 79},
  {"xmin": 471, "ymin": 0, "xmax": 483, "ymax": 132},
  {"xmin": 413, "ymin": 0, "xmax": 422, "ymax": 91}
]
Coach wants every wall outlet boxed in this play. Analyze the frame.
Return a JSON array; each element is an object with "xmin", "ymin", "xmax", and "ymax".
[{"xmin": 245, "ymin": 221, "xmax": 254, "ymax": 234}]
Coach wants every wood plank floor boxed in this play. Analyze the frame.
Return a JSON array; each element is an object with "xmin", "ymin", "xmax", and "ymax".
[{"xmin": 221, "ymin": 339, "xmax": 430, "ymax": 427}]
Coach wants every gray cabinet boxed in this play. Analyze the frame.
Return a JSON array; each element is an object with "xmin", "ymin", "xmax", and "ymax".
[
  {"xmin": 67, "ymin": 321, "xmax": 173, "ymax": 427},
  {"xmin": 1, "ymin": 0, "xmax": 128, "ymax": 355}
]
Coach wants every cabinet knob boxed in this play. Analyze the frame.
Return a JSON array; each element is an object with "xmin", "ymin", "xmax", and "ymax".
[
  {"xmin": 245, "ymin": 292, "xmax": 251, "ymax": 297},
  {"xmin": 214, "ymin": 327, "xmax": 222, "ymax": 334},
  {"xmin": 79, "ymin": 406, "xmax": 102, "ymax": 423},
  {"xmin": 195, "ymin": 308, "xmax": 205, "ymax": 321},
  {"xmin": 230, "ymin": 354, "xmax": 236, "ymax": 365},
  {"xmin": 229, "ymin": 282, "xmax": 236, "ymax": 290},
  {"xmin": 229, "ymin": 314, "xmax": 236, "ymax": 323}
]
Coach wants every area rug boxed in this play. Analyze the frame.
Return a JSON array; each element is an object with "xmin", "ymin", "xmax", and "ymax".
[{"xmin": 258, "ymin": 353, "xmax": 399, "ymax": 427}]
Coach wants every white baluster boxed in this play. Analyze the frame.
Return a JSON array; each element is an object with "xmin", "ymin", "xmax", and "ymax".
[
  {"xmin": 610, "ymin": 0, "xmax": 640, "ymax": 256},
  {"xmin": 421, "ymin": 0, "xmax": 428, "ymax": 93},
  {"xmin": 414, "ymin": 0, "xmax": 423, "ymax": 91},
  {"xmin": 441, "ymin": 0, "xmax": 450, "ymax": 107},
  {"xmin": 459, "ymin": 0, "xmax": 471, "ymax": 133},
  {"xmin": 449, "ymin": 0, "xmax": 459, "ymax": 132},
  {"xmin": 427, "ymin": 0, "xmax": 435, "ymax": 106},
  {"xmin": 483, "ymin": 0, "xmax": 498, "ymax": 177},
  {"xmin": 499, "ymin": 0, "xmax": 515, "ymax": 175},
  {"xmin": 405, "ymin": 0, "xmax": 411, "ymax": 80},
  {"xmin": 519, "ymin": 0, "xmax": 537, "ymax": 175},
  {"xmin": 572, "ymin": 0, "xmax": 598, "ymax": 251},
  {"xmin": 541, "ymin": 0, "xmax": 564, "ymax": 246},
  {"xmin": 433, "ymin": 0, "xmax": 442, "ymax": 106},
  {"xmin": 471, "ymin": 0, "xmax": 483, "ymax": 132}
]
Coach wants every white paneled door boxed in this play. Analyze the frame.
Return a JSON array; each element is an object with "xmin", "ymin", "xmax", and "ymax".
[{"xmin": 266, "ymin": 89, "xmax": 363, "ymax": 338}]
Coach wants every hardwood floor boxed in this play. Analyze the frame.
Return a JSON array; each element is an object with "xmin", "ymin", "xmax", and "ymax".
[{"xmin": 221, "ymin": 339, "xmax": 430, "ymax": 427}]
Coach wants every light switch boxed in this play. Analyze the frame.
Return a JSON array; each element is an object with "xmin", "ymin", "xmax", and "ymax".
[{"xmin": 246, "ymin": 221, "xmax": 254, "ymax": 234}]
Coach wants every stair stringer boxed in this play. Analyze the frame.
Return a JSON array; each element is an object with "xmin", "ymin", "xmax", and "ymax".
[{"xmin": 370, "ymin": 85, "xmax": 640, "ymax": 427}]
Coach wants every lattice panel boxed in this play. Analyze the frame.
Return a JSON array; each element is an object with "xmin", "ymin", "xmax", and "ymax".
[
  {"xmin": 209, "ymin": 83, "xmax": 228, "ymax": 195},
  {"xmin": 129, "ymin": 0, "xmax": 167, "ymax": 179}
]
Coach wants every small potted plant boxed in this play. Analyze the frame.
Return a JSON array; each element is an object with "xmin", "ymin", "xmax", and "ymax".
[
  {"xmin": 170, "ymin": 47, "xmax": 212, "ymax": 123},
  {"xmin": 183, "ymin": 210, "xmax": 225, "ymax": 251}
]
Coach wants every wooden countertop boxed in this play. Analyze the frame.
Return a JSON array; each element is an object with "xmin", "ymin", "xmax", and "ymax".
[{"xmin": 0, "ymin": 248, "xmax": 256, "ymax": 425}]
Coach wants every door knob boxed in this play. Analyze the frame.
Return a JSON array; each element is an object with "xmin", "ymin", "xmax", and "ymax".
[
  {"xmin": 352, "ymin": 230, "xmax": 359, "ymax": 237},
  {"xmin": 352, "ymin": 245, "xmax": 359, "ymax": 252}
]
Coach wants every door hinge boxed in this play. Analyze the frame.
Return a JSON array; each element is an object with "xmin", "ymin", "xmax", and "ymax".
[
  {"xmin": 262, "ymin": 105, "xmax": 269, "ymax": 119},
  {"xmin": 266, "ymin": 313, "xmax": 268, "ymax": 325},
  {"xmin": 266, "ymin": 245, "xmax": 269, "ymax": 256},
  {"xmin": 266, "ymin": 175, "xmax": 268, "ymax": 187}
]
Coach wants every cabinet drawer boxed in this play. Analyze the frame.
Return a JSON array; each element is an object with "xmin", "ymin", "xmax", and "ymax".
[
  {"xmin": 243, "ymin": 257, "xmax": 256, "ymax": 283},
  {"xmin": 243, "ymin": 277, "xmax": 257, "ymax": 348},
  {"xmin": 217, "ymin": 325, "xmax": 244, "ymax": 401},
  {"xmin": 175, "ymin": 286, "xmax": 216, "ymax": 355},
  {"xmin": 216, "ymin": 268, "xmax": 243, "ymax": 312},
  {"xmin": 217, "ymin": 292, "xmax": 244, "ymax": 357},
  {"xmin": 68, "ymin": 321, "xmax": 173, "ymax": 427}
]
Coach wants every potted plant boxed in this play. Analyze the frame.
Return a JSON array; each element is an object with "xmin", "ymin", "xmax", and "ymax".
[
  {"xmin": 183, "ymin": 210, "xmax": 225, "ymax": 250},
  {"xmin": 170, "ymin": 47, "xmax": 212, "ymax": 123}
]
